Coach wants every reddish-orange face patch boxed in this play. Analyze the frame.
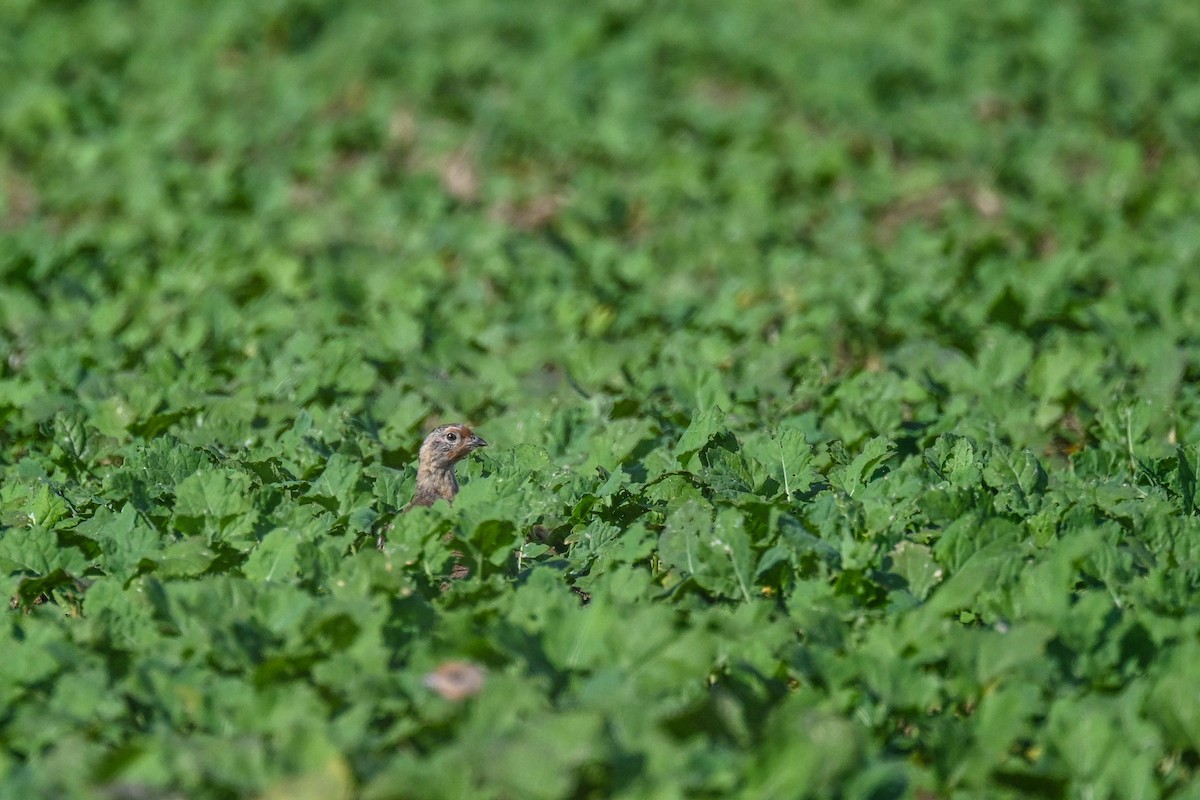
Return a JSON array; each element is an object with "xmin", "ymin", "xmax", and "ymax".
[{"xmin": 445, "ymin": 425, "xmax": 485, "ymax": 461}]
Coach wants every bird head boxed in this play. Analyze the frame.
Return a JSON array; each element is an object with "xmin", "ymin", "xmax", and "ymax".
[{"xmin": 420, "ymin": 423, "xmax": 488, "ymax": 470}]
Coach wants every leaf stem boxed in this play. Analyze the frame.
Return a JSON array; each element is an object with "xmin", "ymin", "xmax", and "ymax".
[
  {"xmin": 1124, "ymin": 407, "xmax": 1136, "ymax": 474},
  {"xmin": 780, "ymin": 444, "xmax": 792, "ymax": 502}
]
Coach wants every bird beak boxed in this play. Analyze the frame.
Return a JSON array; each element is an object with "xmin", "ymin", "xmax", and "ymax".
[{"xmin": 470, "ymin": 434, "xmax": 488, "ymax": 449}]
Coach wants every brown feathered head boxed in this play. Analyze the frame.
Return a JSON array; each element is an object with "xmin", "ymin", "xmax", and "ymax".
[{"xmin": 419, "ymin": 423, "xmax": 488, "ymax": 471}]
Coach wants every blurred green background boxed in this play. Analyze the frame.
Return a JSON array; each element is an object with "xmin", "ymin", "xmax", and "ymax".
[{"xmin": 4, "ymin": 0, "xmax": 1199, "ymax": 454}]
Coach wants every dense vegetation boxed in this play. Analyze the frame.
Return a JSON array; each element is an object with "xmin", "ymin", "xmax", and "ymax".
[{"xmin": 4, "ymin": 1, "xmax": 1200, "ymax": 797}]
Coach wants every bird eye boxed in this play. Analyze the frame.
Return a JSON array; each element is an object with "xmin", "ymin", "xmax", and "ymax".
[{"xmin": 445, "ymin": 431, "xmax": 458, "ymax": 442}]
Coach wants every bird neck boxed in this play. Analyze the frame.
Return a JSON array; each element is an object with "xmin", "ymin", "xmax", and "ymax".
[{"xmin": 415, "ymin": 463, "xmax": 459, "ymax": 503}]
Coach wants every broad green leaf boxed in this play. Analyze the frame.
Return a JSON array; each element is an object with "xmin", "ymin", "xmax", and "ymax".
[
  {"xmin": 743, "ymin": 428, "xmax": 818, "ymax": 500},
  {"xmin": 26, "ymin": 483, "xmax": 69, "ymax": 528},
  {"xmin": 126, "ymin": 435, "xmax": 208, "ymax": 487},
  {"xmin": 1177, "ymin": 444, "xmax": 1198, "ymax": 515},
  {"xmin": 0, "ymin": 526, "xmax": 88, "ymax": 576},
  {"xmin": 675, "ymin": 406, "xmax": 728, "ymax": 470},
  {"xmin": 944, "ymin": 436, "xmax": 982, "ymax": 490},
  {"xmin": 983, "ymin": 447, "xmax": 1046, "ymax": 514},
  {"xmin": 307, "ymin": 453, "xmax": 362, "ymax": 514},
  {"xmin": 749, "ymin": 698, "xmax": 861, "ymax": 794},
  {"xmin": 711, "ymin": 506, "xmax": 755, "ymax": 603},
  {"xmin": 173, "ymin": 468, "xmax": 254, "ymax": 519},
  {"xmin": 921, "ymin": 542, "xmax": 1009, "ymax": 616},
  {"xmin": 699, "ymin": 438, "xmax": 763, "ymax": 500},
  {"xmin": 1150, "ymin": 644, "xmax": 1200, "ymax": 752},
  {"xmin": 657, "ymin": 500, "xmax": 756, "ymax": 601},
  {"xmin": 243, "ymin": 528, "xmax": 300, "ymax": 583},
  {"xmin": 657, "ymin": 499, "xmax": 711, "ymax": 581},
  {"xmin": 974, "ymin": 623, "xmax": 1054, "ymax": 683},
  {"xmin": 970, "ymin": 682, "xmax": 1040, "ymax": 772},
  {"xmin": 889, "ymin": 541, "xmax": 942, "ymax": 601},
  {"xmin": 829, "ymin": 435, "xmax": 895, "ymax": 497},
  {"xmin": 156, "ymin": 536, "xmax": 217, "ymax": 578},
  {"xmin": 1047, "ymin": 699, "xmax": 1115, "ymax": 778},
  {"xmin": 1, "ymin": 480, "xmax": 70, "ymax": 529},
  {"xmin": 367, "ymin": 462, "xmax": 410, "ymax": 508},
  {"xmin": 78, "ymin": 503, "xmax": 162, "ymax": 580}
]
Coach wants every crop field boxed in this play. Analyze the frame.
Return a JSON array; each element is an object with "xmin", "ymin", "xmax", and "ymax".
[{"xmin": 3, "ymin": 1, "xmax": 1200, "ymax": 798}]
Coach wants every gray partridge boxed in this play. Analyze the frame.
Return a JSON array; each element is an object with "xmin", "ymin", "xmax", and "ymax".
[{"xmin": 376, "ymin": 423, "xmax": 488, "ymax": 550}]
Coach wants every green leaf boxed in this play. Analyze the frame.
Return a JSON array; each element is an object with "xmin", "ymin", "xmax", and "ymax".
[
  {"xmin": 1047, "ymin": 698, "xmax": 1115, "ymax": 778},
  {"xmin": 675, "ymin": 406, "xmax": 728, "ymax": 470},
  {"xmin": 1177, "ymin": 444, "xmax": 1197, "ymax": 515},
  {"xmin": 944, "ymin": 436, "xmax": 982, "ymax": 490},
  {"xmin": 307, "ymin": 453, "xmax": 362, "ymax": 514},
  {"xmin": 983, "ymin": 447, "xmax": 1047, "ymax": 514},
  {"xmin": 243, "ymin": 528, "xmax": 300, "ymax": 583},
  {"xmin": 78, "ymin": 503, "xmax": 162, "ymax": 580},
  {"xmin": 974, "ymin": 623, "xmax": 1054, "ymax": 683},
  {"xmin": 27, "ymin": 482, "xmax": 69, "ymax": 528},
  {"xmin": 129, "ymin": 435, "xmax": 209, "ymax": 486},
  {"xmin": 174, "ymin": 468, "xmax": 254, "ymax": 519},
  {"xmin": 1151, "ymin": 643, "xmax": 1200, "ymax": 752},
  {"xmin": 743, "ymin": 427, "xmax": 818, "ymax": 500},
  {"xmin": 699, "ymin": 435, "xmax": 763, "ymax": 500},
  {"xmin": 657, "ymin": 500, "xmax": 756, "ymax": 601},
  {"xmin": 155, "ymin": 536, "xmax": 217, "ymax": 578},
  {"xmin": 0, "ymin": 526, "xmax": 88, "ymax": 576},
  {"xmin": 1, "ymin": 480, "xmax": 70, "ymax": 529},
  {"xmin": 657, "ymin": 499, "xmax": 711, "ymax": 581},
  {"xmin": 829, "ymin": 435, "xmax": 895, "ymax": 497},
  {"xmin": 749, "ymin": 698, "xmax": 861, "ymax": 793},
  {"xmin": 968, "ymin": 683, "xmax": 1040, "ymax": 774},
  {"xmin": 921, "ymin": 542, "xmax": 1009, "ymax": 617},
  {"xmin": 711, "ymin": 506, "xmax": 755, "ymax": 603},
  {"xmin": 889, "ymin": 541, "xmax": 942, "ymax": 601}
]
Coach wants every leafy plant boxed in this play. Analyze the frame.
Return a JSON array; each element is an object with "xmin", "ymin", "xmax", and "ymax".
[{"xmin": 3, "ymin": 0, "xmax": 1200, "ymax": 797}]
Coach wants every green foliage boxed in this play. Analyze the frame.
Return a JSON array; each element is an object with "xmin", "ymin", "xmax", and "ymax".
[{"xmin": 3, "ymin": 0, "xmax": 1200, "ymax": 797}]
